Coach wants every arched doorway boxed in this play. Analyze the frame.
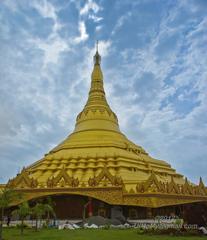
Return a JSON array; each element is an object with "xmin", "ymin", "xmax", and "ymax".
[{"xmin": 29, "ymin": 194, "xmax": 111, "ymax": 220}]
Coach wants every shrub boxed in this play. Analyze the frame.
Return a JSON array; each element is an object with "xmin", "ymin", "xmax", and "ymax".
[{"xmin": 16, "ymin": 223, "xmax": 29, "ymax": 229}]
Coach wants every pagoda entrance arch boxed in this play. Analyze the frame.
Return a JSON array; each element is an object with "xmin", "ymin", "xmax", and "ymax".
[{"xmin": 15, "ymin": 190, "xmax": 114, "ymax": 219}]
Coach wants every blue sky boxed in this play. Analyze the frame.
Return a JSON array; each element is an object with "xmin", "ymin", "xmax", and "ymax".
[{"xmin": 0, "ymin": 0, "xmax": 207, "ymax": 184}]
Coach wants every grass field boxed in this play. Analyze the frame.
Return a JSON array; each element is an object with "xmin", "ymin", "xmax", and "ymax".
[{"xmin": 2, "ymin": 228, "xmax": 204, "ymax": 240}]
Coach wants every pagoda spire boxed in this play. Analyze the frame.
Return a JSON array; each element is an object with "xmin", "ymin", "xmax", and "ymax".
[
  {"xmin": 94, "ymin": 40, "xmax": 101, "ymax": 65},
  {"xmin": 96, "ymin": 40, "xmax": 98, "ymax": 51},
  {"xmin": 88, "ymin": 43, "xmax": 105, "ymax": 101},
  {"xmin": 73, "ymin": 44, "xmax": 120, "ymax": 133}
]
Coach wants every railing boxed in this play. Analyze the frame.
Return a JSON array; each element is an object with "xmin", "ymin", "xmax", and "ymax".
[{"xmin": 2, "ymin": 219, "xmax": 82, "ymax": 228}]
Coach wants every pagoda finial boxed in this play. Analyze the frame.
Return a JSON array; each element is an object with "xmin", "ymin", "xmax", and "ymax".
[
  {"xmin": 199, "ymin": 177, "xmax": 205, "ymax": 187},
  {"xmin": 96, "ymin": 40, "xmax": 99, "ymax": 52},
  {"xmin": 94, "ymin": 40, "xmax": 101, "ymax": 65}
]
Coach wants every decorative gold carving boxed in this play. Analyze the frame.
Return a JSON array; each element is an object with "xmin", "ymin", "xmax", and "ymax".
[
  {"xmin": 129, "ymin": 188, "xmax": 135, "ymax": 194},
  {"xmin": 136, "ymin": 170, "xmax": 165, "ymax": 193},
  {"xmin": 60, "ymin": 187, "xmax": 123, "ymax": 205},
  {"xmin": 135, "ymin": 172, "xmax": 207, "ymax": 198},
  {"xmin": 7, "ymin": 168, "xmax": 38, "ymax": 189},
  {"xmin": 181, "ymin": 178, "xmax": 193, "ymax": 195},
  {"xmin": 88, "ymin": 166, "xmax": 123, "ymax": 187},
  {"xmin": 5, "ymin": 180, "xmax": 207, "ymax": 209},
  {"xmin": 47, "ymin": 167, "xmax": 79, "ymax": 187},
  {"xmin": 167, "ymin": 176, "xmax": 180, "ymax": 194},
  {"xmin": 194, "ymin": 177, "xmax": 207, "ymax": 196}
]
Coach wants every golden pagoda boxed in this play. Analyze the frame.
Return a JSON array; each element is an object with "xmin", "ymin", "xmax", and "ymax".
[{"xmin": 2, "ymin": 47, "xmax": 207, "ymax": 220}]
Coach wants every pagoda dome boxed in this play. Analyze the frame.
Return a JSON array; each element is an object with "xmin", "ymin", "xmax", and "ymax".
[
  {"xmin": 26, "ymin": 49, "xmax": 183, "ymax": 189},
  {"xmin": 6, "ymin": 47, "xmax": 207, "ymax": 209}
]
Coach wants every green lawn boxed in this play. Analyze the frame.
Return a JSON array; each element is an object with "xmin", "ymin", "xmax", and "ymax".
[{"xmin": 2, "ymin": 228, "xmax": 204, "ymax": 240}]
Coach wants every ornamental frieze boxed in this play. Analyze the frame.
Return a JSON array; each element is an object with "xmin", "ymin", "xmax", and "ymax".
[
  {"xmin": 7, "ymin": 168, "xmax": 38, "ymax": 189},
  {"xmin": 47, "ymin": 166, "xmax": 79, "ymax": 188},
  {"xmin": 88, "ymin": 166, "xmax": 123, "ymax": 187},
  {"xmin": 135, "ymin": 171, "xmax": 207, "ymax": 197}
]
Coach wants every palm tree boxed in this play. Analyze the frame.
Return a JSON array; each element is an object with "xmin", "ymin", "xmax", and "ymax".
[
  {"xmin": 12, "ymin": 202, "xmax": 31, "ymax": 235},
  {"xmin": 0, "ymin": 188, "xmax": 20, "ymax": 240},
  {"xmin": 32, "ymin": 202, "xmax": 54, "ymax": 231},
  {"xmin": 32, "ymin": 203, "xmax": 44, "ymax": 231},
  {"xmin": 45, "ymin": 197, "xmax": 56, "ymax": 225},
  {"xmin": 44, "ymin": 204, "xmax": 55, "ymax": 227}
]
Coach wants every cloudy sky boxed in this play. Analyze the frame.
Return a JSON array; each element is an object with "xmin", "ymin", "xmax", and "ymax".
[{"xmin": 0, "ymin": 0, "xmax": 207, "ymax": 184}]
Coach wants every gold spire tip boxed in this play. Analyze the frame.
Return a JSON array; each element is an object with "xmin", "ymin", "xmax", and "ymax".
[
  {"xmin": 94, "ymin": 40, "xmax": 101, "ymax": 65},
  {"xmin": 96, "ymin": 40, "xmax": 99, "ymax": 52}
]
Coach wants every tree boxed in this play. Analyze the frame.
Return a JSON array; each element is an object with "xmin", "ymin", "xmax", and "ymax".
[
  {"xmin": 12, "ymin": 202, "xmax": 31, "ymax": 235},
  {"xmin": 45, "ymin": 197, "xmax": 56, "ymax": 225},
  {"xmin": 0, "ymin": 188, "xmax": 20, "ymax": 240},
  {"xmin": 44, "ymin": 204, "xmax": 55, "ymax": 226},
  {"xmin": 32, "ymin": 202, "xmax": 54, "ymax": 231}
]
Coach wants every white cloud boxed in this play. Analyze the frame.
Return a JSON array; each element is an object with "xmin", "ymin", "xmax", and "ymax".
[
  {"xmin": 28, "ymin": 1, "xmax": 70, "ymax": 68},
  {"xmin": 31, "ymin": 37, "xmax": 69, "ymax": 67},
  {"xmin": 32, "ymin": 0, "xmax": 63, "ymax": 33},
  {"xmin": 32, "ymin": 0, "xmax": 57, "ymax": 20},
  {"xmin": 74, "ymin": 21, "xmax": 89, "ymax": 43},
  {"xmin": 80, "ymin": 0, "xmax": 100, "ymax": 16},
  {"xmin": 88, "ymin": 14, "xmax": 103, "ymax": 22},
  {"xmin": 112, "ymin": 11, "xmax": 132, "ymax": 35},
  {"xmin": 95, "ymin": 25, "xmax": 102, "ymax": 32},
  {"xmin": 97, "ymin": 40, "xmax": 111, "ymax": 57}
]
